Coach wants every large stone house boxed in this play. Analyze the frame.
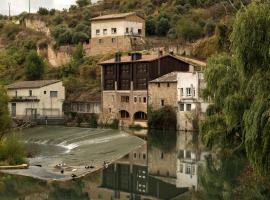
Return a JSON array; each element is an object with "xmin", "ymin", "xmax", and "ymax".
[
  {"xmin": 90, "ymin": 12, "xmax": 145, "ymax": 55},
  {"xmin": 7, "ymin": 80, "xmax": 65, "ymax": 120},
  {"xmin": 148, "ymin": 69, "xmax": 207, "ymax": 131},
  {"xmin": 100, "ymin": 52, "xmax": 193, "ymax": 127}
]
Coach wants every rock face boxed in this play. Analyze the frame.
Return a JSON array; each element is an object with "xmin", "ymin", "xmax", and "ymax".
[
  {"xmin": 38, "ymin": 45, "xmax": 73, "ymax": 67},
  {"xmin": 25, "ymin": 19, "xmax": 50, "ymax": 37}
]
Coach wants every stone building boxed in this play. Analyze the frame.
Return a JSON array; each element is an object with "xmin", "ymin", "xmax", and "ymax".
[
  {"xmin": 90, "ymin": 12, "xmax": 145, "ymax": 55},
  {"xmin": 148, "ymin": 69, "xmax": 208, "ymax": 131},
  {"xmin": 100, "ymin": 52, "xmax": 191, "ymax": 127},
  {"xmin": 7, "ymin": 80, "xmax": 65, "ymax": 119}
]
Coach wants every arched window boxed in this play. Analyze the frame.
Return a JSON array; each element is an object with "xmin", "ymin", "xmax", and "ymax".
[
  {"xmin": 134, "ymin": 112, "xmax": 147, "ymax": 121},
  {"xmin": 120, "ymin": 110, "xmax": 130, "ymax": 119}
]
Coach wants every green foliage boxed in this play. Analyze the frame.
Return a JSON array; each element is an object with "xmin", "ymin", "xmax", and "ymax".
[
  {"xmin": 72, "ymin": 32, "xmax": 89, "ymax": 44},
  {"xmin": 24, "ymin": 50, "xmax": 45, "ymax": 80},
  {"xmin": 76, "ymin": 0, "xmax": 91, "ymax": 8},
  {"xmin": 148, "ymin": 106, "xmax": 177, "ymax": 130},
  {"xmin": 52, "ymin": 15, "xmax": 64, "ymax": 25},
  {"xmin": 0, "ymin": 134, "xmax": 26, "ymax": 166},
  {"xmin": 156, "ymin": 17, "xmax": 170, "ymax": 36},
  {"xmin": 175, "ymin": 17, "xmax": 203, "ymax": 41},
  {"xmin": 37, "ymin": 7, "xmax": 50, "ymax": 16},
  {"xmin": 0, "ymin": 86, "xmax": 11, "ymax": 139},
  {"xmin": 146, "ymin": 16, "xmax": 156, "ymax": 35}
]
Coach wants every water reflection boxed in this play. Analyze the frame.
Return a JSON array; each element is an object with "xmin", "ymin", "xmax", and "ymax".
[{"xmin": 0, "ymin": 130, "xmax": 211, "ymax": 200}]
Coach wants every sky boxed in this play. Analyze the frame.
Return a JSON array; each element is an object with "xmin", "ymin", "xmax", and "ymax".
[{"xmin": 0, "ymin": 0, "xmax": 97, "ymax": 16}]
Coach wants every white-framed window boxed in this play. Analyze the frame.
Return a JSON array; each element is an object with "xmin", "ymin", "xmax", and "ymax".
[
  {"xmin": 186, "ymin": 88, "xmax": 191, "ymax": 96},
  {"xmin": 111, "ymin": 28, "xmax": 117, "ymax": 34},
  {"xmin": 96, "ymin": 29, "xmax": 100, "ymax": 35},
  {"xmin": 180, "ymin": 103, "xmax": 184, "ymax": 111},
  {"xmin": 29, "ymin": 90, "xmax": 32, "ymax": 96},
  {"xmin": 138, "ymin": 29, "xmax": 142, "ymax": 35},
  {"xmin": 186, "ymin": 104, "xmax": 192, "ymax": 111},
  {"xmin": 186, "ymin": 164, "xmax": 191, "ymax": 174}
]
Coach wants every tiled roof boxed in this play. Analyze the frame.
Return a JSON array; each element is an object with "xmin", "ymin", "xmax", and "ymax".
[
  {"xmin": 7, "ymin": 80, "xmax": 61, "ymax": 89},
  {"xmin": 91, "ymin": 12, "xmax": 143, "ymax": 21},
  {"xmin": 100, "ymin": 54, "xmax": 159, "ymax": 64},
  {"xmin": 149, "ymin": 72, "xmax": 178, "ymax": 83}
]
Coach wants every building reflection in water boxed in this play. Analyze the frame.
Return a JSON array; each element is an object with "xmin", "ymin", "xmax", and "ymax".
[{"xmin": 99, "ymin": 130, "xmax": 207, "ymax": 199}]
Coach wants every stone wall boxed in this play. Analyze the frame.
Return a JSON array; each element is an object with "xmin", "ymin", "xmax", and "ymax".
[
  {"xmin": 90, "ymin": 36, "xmax": 132, "ymax": 55},
  {"xmin": 101, "ymin": 82, "xmax": 148, "ymax": 127},
  {"xmin": 148, "ymin": 82, "xmax": 178, "ymax": 110}
]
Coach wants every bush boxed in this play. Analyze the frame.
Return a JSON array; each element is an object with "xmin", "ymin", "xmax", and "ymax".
[
  {"xmin": 0, "ymin": 134, "xmax": 26, "ymax": 166},
  {"xmin": 176, "ymin": 17, "xmax": 203, "ymax": 41},
  {"xmin": 148, "ymin": 106, "xmax": 177, "ymax": 131},
  {"xmin": 49, "ymin": 9, "xmax": 56, "ymax": 15},
  {"xmin": 37, "ymin": 7, "xmax": 49, "ymax": 15},
  {"xmin": 72, "ymin": 32, "xmax": 89, "ymax": 44},
  {"xmin": 146, "ymin": 16, "xmax": 156, "ymax": 35},
  {"xmin": 24, "ymin": 50, "xmax": 45, "ymax": 80},
  {"xmin": 52, "ymin": 15, "xmax": 64, "ymax": 25},
  {"xmin": 76, "ymin": 0, "xmax": 90, "ymax": 7},
  {"xmin": 89, "ymin": 114, "xmax": 98, "ymax": 128},
  {"xmin": 156, "ymin": 17, "xmax": 170, "ymax": 36}
]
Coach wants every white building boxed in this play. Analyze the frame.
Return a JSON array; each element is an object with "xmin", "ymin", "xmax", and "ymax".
[
  {"xmin": 90, "ymin": 12, "xmax": 145, "ymax": 55},
  {"xmin": 7, "ymin": 80, "xmax": 65, "ymax": 119},
  {"xmin": 177, "ymin": 72, "xmax": 208, "ymax": 131}
]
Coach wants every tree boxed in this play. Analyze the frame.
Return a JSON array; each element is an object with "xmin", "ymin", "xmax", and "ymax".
[
  {"xmin": 37, "ymin": 7, "xmax": 49, "ymax": 15},
  {"xmin": 52, "ymin": 15, "xmax": 64, "ymax": 25},
  {"xmin": 24, "ymin": 50, "xmax": 45, "ymax": 80},
  {"xmin": 156, "ymin": 17, "xmax": 170, "ymax": 36},
  {"xmin": 76, "ymin": 0, "xmax": 90, "ymax": 7},
  {"xmin": 176, "ymin": 17, "xmax": 203, "ymax": 41},
  {"xmin": 146, "ymin": 16, "xmax": 156, "ymax": 36},
  {"xmin": 0, "ymin": 86, "xmax": 11, "ymax": 139},
  {"xmin": 72, "ymin": 32, "xmax": 89, "ymax": 44}
]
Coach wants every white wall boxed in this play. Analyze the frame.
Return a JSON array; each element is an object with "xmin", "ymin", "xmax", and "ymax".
[
  {"xmin": 8, "ymin": 81, "xmax": 65, "ymax": 118},
  {"xmin": 91, "ymin": 20, "xmax": 143, "ymax": 38}
]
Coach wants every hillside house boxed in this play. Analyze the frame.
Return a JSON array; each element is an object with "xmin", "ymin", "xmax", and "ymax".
[
  {"xmin": 7, "ymin": 80, "xmax": 65, "ymax": 120},
  {"xmin": 90, "ymin": 12, "xmax": 145, "ymax": 55},
  {"xmin": 100, "ymin": 52, "xmax": 194, "ymax": 127}
]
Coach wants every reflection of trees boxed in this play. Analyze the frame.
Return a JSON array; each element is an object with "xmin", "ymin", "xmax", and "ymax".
[
  {"xmin": 148, "ymin": 129, "xmax": 176, "ymax": 152},
  {"xmin": 198, "ymin": 153, "xmax": 246, "ymax": 200}
]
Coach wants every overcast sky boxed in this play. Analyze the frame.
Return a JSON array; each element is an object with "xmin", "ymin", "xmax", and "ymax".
[{"xmin": 0, "ymin": 0, "xmax": 96, "ymax": 16}]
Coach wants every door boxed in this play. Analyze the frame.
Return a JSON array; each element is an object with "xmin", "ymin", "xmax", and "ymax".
[{"xmin": 11, "ymin": 103, "xmax": 16, "ymax": 117}]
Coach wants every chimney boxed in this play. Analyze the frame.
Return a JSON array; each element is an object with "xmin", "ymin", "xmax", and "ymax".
[
  {"xmin": 131, "ymin": 52, "xmax": 142, "ymax": 61},
  {"xmin": 159, "ymin": 50, "xmax": 163, "ymax": 57},
  {"xmin": 115, "ymin": 53, "xmax": 121, "ymax": 62}
]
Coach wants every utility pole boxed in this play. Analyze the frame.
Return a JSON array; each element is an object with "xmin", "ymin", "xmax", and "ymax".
[
  {"xmin": 29, "ymin": 0, "xmax": 31, "ymax": 14},
  {"xmin": 8, "ymin": 2, "xmax": 11, "ymax": 19}
]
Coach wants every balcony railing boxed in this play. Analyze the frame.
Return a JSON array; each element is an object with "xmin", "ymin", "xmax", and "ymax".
[{"xmin": 10, "ymin": 96, "xmax": 40, "ymax": 102}]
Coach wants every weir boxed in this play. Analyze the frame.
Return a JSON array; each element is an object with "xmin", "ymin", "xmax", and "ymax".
[{"xmin": 0, "ymin": 126, "xmax": 145, "ymax": 181}]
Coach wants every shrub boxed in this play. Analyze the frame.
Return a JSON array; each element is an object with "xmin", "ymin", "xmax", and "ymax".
[
  {"xmin": 148, "ymin": 106, "xmax": 177, "ymax": 131},
  {"xmin": 176, "ymin": 17, "xmax": 203, "ymax": 41},
  {"xmin": 37, "ymin": 7, "xmax": 49, "ymax": 15},
  {"xmin": 52, "ymin": 15, "xmax": 64, "ymax": 25},
  {"xmin": 89, "ymin": 114, "xmax": 98, "ymax": 128},
  {"xmin": 49, "ymin": 9, "xmax": 56, "ymax": 15},
  {"xmin": 0, "ymin": 134, "xmax": 26, "ymax": 166},
  {"xmin": 76, "ymin": 0, "xmax": 91, "ymax": 7},
  {"xmin": 146, "ymin": 16, "xmax": 156, "ymax": 36},
  {"xmin": 24, "ymin": 50, "xmax": 45, "ymax": 80},
  {"xmin": 72, "ymin": 32, "xmax": 89, "ymax": 44},
  {"xmin": 156, "ymin": 17, "xmax": 170, "ymax": 36}
]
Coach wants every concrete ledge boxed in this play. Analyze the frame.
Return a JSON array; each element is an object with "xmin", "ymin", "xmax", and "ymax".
[{"xmin": 0, "ymin": 164, "xmax": 29, "ymax": 170}]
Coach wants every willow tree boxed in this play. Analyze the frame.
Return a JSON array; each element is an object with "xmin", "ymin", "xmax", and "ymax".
[
  {"xmin": 201, "ymin": 2, "xmax": 270, "ymax": 175},
  {"xmin": 0, "ymin": 85, "xmax": 11, "ymax": 139}
]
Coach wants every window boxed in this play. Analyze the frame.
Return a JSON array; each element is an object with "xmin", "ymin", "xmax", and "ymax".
[
  {"xmin": 96, "ymin": 29, "xmax": 100, "ymax": 35},
  {"xmin": 44, "ymin": 91, "xmax": 46, "ymax": 95},
  {"xmin": 178, "ymin": 150, "xmax": 184, "ymax": 158},
  {"xmin": 143, "ymin": 154, "xmax": 146, "ymax": 160},
  {"xmin": 98, "ymin": 39, "xmax": 103, "ymax": 44},
  {"xmin": 158, "ymin": 83, "xmax": 160, "ymax": 87},
  {"xmin": 186, "ymin": 88, "xmax": 191, "ymax": 96},
  {"xmin": 134, "ymin": 153, "xmax": 137, "ymax": 158},
  {"xmin": 138, "ymin": 29, "xmax": 142, "ymax": 35},
  {"xmin": 120, "ymin": 110, "xmax": 130, "ymax": 118},
  {"xmin": 131, "ymin": 27, "xmax": 134, "ymax": 34},
  {"xmin": 121, "ymin": 96, "xmax": 129, "ymax": 103},
  {"xmin": 186, "ymin": 151, "xmax": 191, "ymax": 159},
  {"xmin": 15, "ymin": 91, "xmax": 17, "ymax": 97},
  {"xmin": 180, "ymin": 164, "xmax": 183, "ymax": 173},
  {"xmin": 111, "ymin": 28, "xmax": 117, "ymax": 34},
  {"xmin": 186, "ymin": 165, "xmax": 191, "ymax": 174},
  {"xmin": 167, "ymin": 83, "xmax": 170, "ymax": 87},
  {"xmin": 143, "ymin": 97, "xmax": 147, "ymax": 103},
  {"xmin": 186, "ymin": 104, "xmax": 192, "ymax": 111},
  {"xmin": 126, "ymin": 27, "xmax": 129, "ymax": 34},
  {"xmin": 161, "ymin": 99, "xmax": 165, "ymax": 106},
  {"xmin": 103, "ymin": 29, "xmax": 107, "ymax": 35},
  {"xmin": 29, "ymin": 90, "xmax": 32, "ymax": 96},
  {"xmin": 161, "ymin": 152, "xmax": 164, "ymax": 159},
  {"xmin": 180, "ymin": 88, "xmax": 183, "ymax": 96},
  {"xmin": 112, "ymin": 38, "xmax": 116, "ymax": 43},
  {"xmin": 180, "ymin": 104, "xmax": 184, "ymax": 111},
  {"xmin": 134, "ymin": 97, "xmax": 137, "ymax": 102},
  {"xmin": 109, "ymin": 108, "xmax": 112, "ymax": 113},
  {"xmin": 50, "ymin": 91, "xmax": 58, "ymax": 97}
]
